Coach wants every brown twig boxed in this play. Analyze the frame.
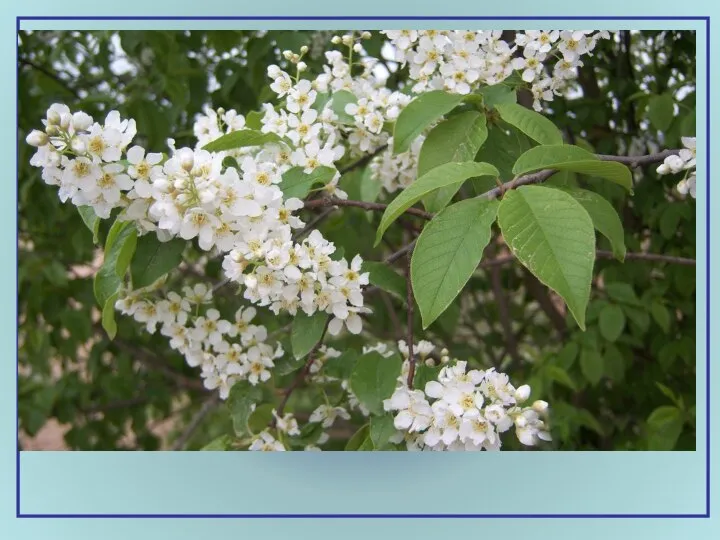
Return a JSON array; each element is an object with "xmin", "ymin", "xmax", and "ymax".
[
  {"xmin": 294, "ymin": 207, "xmax": 336, "ymax": 241},
  {"xmin": 338, "ymin": 144, "xmax": 388, "ymax": 175},
  {"xmin": 405, "ymin": 252, "xmax": 416, "ymax": 388},
  {"xmin": 171, "ymin": 395, "xmax": 220, "ymax": 450},
  {"xmin": 303, "ymin": 197, "xmax": 433, "ymax": 220},
  {"xmin": 488, "ymin": 247, "xmax": 522, "ymax": 367},
  {"xmin": 273, "ymin": 319, "xmax": 331, "ymax": 421}
]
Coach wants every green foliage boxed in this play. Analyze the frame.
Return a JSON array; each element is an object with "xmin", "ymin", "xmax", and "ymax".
[
  {"xmin": 291, "ymin": 311, "xmax": 328, "ymax": 360},
  {"xmin": 418, "ymin": 111, "xmax": 488, "ymax": 212},
  {"xmin": 17, "ymin": 29, "xmax": 696, "ymax": 453},
  {"xmin": 375, "ymin": 161, "xmax": 498, "ymax": 244},
  {"xmin": 411, "ymin": 199, "xmax": 498, "ymax": 328},
  {"xmin": 202, "ymin": 129, "xmax": 282, "ymax": 152},
  {"xmin": 498, "ymin": 186, "xmax": 595, "ymax": 330},
  {"xmin": 392, "ymin": 90, "xmax": 465, "ymax": 154},
  {"xmin": 280, "ymin": 166, "xmax": 336, "ymax": 199}
]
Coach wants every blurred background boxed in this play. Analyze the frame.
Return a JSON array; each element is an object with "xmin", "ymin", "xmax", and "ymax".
[{"xmin": 18, "ymin": 30, "xmax": 696, "ymax": 450}]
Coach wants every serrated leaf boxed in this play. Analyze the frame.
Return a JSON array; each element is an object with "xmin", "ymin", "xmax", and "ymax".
[
  {"xmin": 599, "ymin": 304, "xmax": 626, "ymax": 342},
  {"xmin": 363, "ymin": 261, "xmax": 406, "ymax": 299},
  {"xmin": 131, "ymin": 236, "xmax": 186, "ymax": 289},
  {"xmin": 553, "ymin": 187, "xmax": 626, "ymax": 261},
  {"xmin": 291, "ymin": 311, "xmax": 328, "ymax": 360},
  {"xmin": 375, "ymin": 161, "xmax": 498, "ymax": 245},
  {"xmin": 512, "ymin": 145, "xmax": 633, "ymax": 192},
  {"xmin": 497, "ymin": 185, "xmax": 595, "ymax": 329},
  {"xmin": 349, "ymin": 352, "xmax": 402, "ymax": 415},
  {"xmin": 393, "ymin": 90, "xmax": 465, "ymax": 154},
  {"xmin": 202, "ymin": 129, "xmax": 281, "ymax": 152},
  {"xmin": 370, "ymin": 414, "xmax": 396, "ymax": 450},
  {"xmin": 495, "ymin": 103, "xmax": 563, "ymax": 145},
  {"xmin": 411, "ymin": 198, "xmax": 498, "ymax": 328},
  {"xmin": 418, "ymin": 111, "xmax": 488, "ymax": 212},
  {"xmin": 580, "ymin": 348, "xmax": 603, "ymax": 386},
  {"xmin": 279, "ymin": 166, "xmax": 336, "ymax": 199}
]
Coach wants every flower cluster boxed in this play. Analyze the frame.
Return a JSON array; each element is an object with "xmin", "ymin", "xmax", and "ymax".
[
  {"xmin": 383, "ymin": 30, "xmax": 610, "ymax": 111},
  {"xmin": 115, "ymin": 284, "xmax": 283, "ymax": 399},
  {"xmin": 656, "ymin": 136, "xmax": 697, "ymax": 198},
  {"xmin": 26, "ymin": 104, "xmax": 137, "ymax": 219},
  {"xmin": 384, "ymin": 342, "xmax": 551, "ymax": 451},
  {"xmin": 26, "ymin": 101, "xmax": 371, "ymax": 337}
]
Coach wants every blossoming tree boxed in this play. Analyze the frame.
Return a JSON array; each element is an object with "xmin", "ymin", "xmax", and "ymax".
[{"xmin": 19, "ymin": 29, "xmax": 697, "ymax": 451}]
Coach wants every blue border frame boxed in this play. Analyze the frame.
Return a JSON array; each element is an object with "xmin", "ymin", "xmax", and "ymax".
[{"xmin": 15, "ymin": 15, "xmax": 711, "ymax": 519}]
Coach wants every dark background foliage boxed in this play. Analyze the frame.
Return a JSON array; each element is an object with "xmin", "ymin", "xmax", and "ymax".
[{"xmin": 17, "ymin": 30, "xmax": 696, "ymax": 450}]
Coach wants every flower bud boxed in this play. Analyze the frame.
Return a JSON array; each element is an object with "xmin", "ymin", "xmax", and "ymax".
[
  {"xmin": 342, "ymin": 35, "xmax": 354, "ymax": 46},
  {"xmin": 72, "ymin": 111, "xmax": 93, "ymax": 131},
  {"xmin": 217, "ymin": 107, "xmax": 225, "ymax": 116},
  {"xmin": 514, "ymin": 384, "xmax": 531, "ymax": 403},
  {"xmin": 297, "ymin": 62, "xmax": 307, "ymax": 72},
  {"xmin": 361, "ymin": 31, "xmax": 372, "ymax": 40},
  {"xmin": 532, "ymin": 400, "xmax": 549, "ymax": 413},
  {"xmin": 331, "ymin": 36, "xmax": 341, "ymax": 44},
  {"xmin": 282, "ymin": 50, "xmax": 293, "ymax": 60},
  {"xmin": 291, "ymin": 54, "xmax": 300, "ymax": 63},
  {"xmin": 177, "ymin": 148, "xmax": 195, "ymax": 172},
  {"xmin": 25, "ymin": 129, "xmax": 49, "ymax": 147},
  {"xmin": 353, "ymin": 43, "xmax": 362, "ymax": 53},
  {"xmin": 70, "ymin": 137, "xmax": 86, "ymax": 154},
  {"xmin": 300, "ymin": 45, "xmax": 309, "ymax": 54},
  {"xmin": 59, "ymin": 112, "xmax": 71, "ymax": 130},
  {"xmin": 656, "ymin": 163, "xmax": 670, "ymax": 175},
  {"xmin": 46, "ymin": 108, "xmax": 61, "ymax": 126},
  {"xmin": 45, "ymin": 125, "xmax": 60, "ymax": 136}
]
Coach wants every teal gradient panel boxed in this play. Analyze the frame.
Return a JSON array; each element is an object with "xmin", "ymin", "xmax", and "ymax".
[
  {"xmin": 19, "ymin": 452, "xmax": 705, "ymax": 515},
  {"xmin": 3, "ymin": 0, "xmax": 719, "ymax": 538}
]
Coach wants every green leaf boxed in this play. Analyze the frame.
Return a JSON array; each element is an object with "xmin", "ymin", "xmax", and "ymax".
[
  {"xmin": 418, "ymin": 111, "xmax": 489, "ymax": 212},
  {"xmin": 323, "ymin": 350, "xmax": 358, "ymax": 380},
  {"xmin": 244, "ymin": 110, "xmax": 263, "ymax": 130},
  {"xmin": 412, "ymin": 363, "xmax": 443, "ymax": 392},
  {"xmin": 580, "ymin": 348, "xmax": 604, "ymax": 386},
  {"xmin": 651, "ymin": 300, "xmax": 671, "ymax": 333},
  {"xmin": 605, "ymin": 282, "xmax": 642, "ymax": 307},
  {"xmin": 227, "ymin": 381, "xmax": 263, "ymax": 436},
  {"xmin": 603, "ymin": 344, "xmax": 626, "ymax": 382},
  {"xmin": 545, "ymin": 365, "xmax": 577, "ymax": 391},
  {"xmin": 554, "ymin": 187, "xmax": 626, "ymax": 261},
  {"xmin": 101, "ymin": 292, "xmax": 119, "ymax": 340},
  {"xmin": 77, "ymin": 206, "xmax": 100, "ymax": 243},
  {"xmin": 201, "ymin": 434, "xmax": 233, "ymax": 451},
  {"xmin": 345, "ymin": 424, "xmax": 370, "ymax": 451},
  {"xmin": 497, "ymin": 185, "xmax": 595, "ymax": 329},
  {"xmin": 495, "ymin": 103, "xmax": 563, "ymax": 145},
  {"xmin": 202, "ymin": 129, "xmax": 281, "ymax": 152},
  {"xmin": 279, "ymin": 166, "xmax": 336, "ymax": 199},
  {"xmin": 363, "ymin": 261, "xmax": 406, "ymax": 299},
  {"xmin": 370, "ymin": 414, "xmax": 396, "ymax": 450},
  {"xmin": 512, "ymin": 145, "xmax": 633, "ymax": 192},
  {"xmin": 93, "ymin": 221, "xmax": 138, "ymax": 309},
  {"xmin": 647, "ymin": 93, "xmax": 674, "ymax": 132},
  {"xmin": 411, "ymin": 198, "xmax": 499, "ymax": 328},
  {"xmin": 291, "ymin": 311, "xmax": 328, "ymax": 360},
  {"xmin": 131, "ymin": 236, "xmax": 186, "ymax": 289},
  {"xmin": 247, "ymin": 403, "xmax": 275, "ymax": 434},
  {"xmin": 556, "ymin": 342, "xmax": 579, "ymax": 370},
  {"xmin": 393, "ymin": 90, "xmax": 465, "ymax": 154},
  {"xmin": 478, "ymin": 84, "xmax": 517, "ymax": 109},
  {"xmin": 647, "ymin": 406, "xmax": 684, "ymax": 450},
  {"xmin": 599, "ymin": 304, "xmax": 626, "ymax": 342},
  {"xmin": 375, "ymin": 161, "xmax": 498, "ymax": 246},
  {"xmin": 330, "ymin": 90, "xmax": 358, "ymax": 124},
  {"xmin": 349, "ymin": 352, "xmax": 403, "ymax": 415}
]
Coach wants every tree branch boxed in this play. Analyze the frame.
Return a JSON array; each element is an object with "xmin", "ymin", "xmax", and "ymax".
[
  {"xmin": 338, "ymin": 144, "xmax": 388, "ymax": 175},
  {"xmin": 303, "ymin": 197, "xmax": 433, "ymax": 220},
  {"xmin": 19, "ymin": 58, "xmax": 81, "ymax": 99},
  {"xmin": 171, "ymin": 395, "xmax": 220, "ymax": 450},
  {"xmin": 273, "ymin": 319, "xmax": 331, "ymax": 421},
  {"xmin": 405, "ymin": 251, "xmax": 416, "ymax": 388}
]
